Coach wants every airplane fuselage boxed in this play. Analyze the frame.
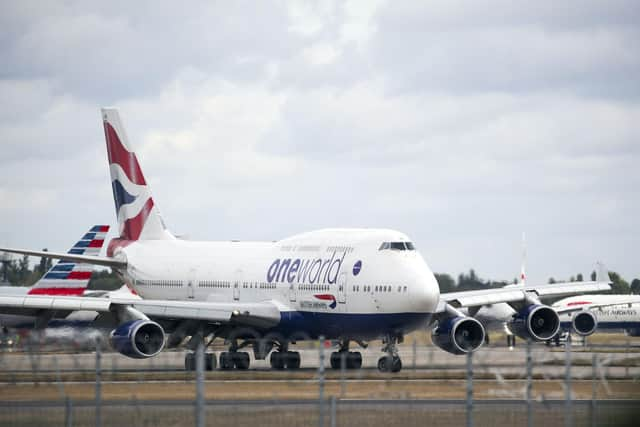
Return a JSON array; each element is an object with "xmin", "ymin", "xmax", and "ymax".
[
  {"xmin": 555, "ymin": 295, "xmax": 640, "ymax": 336},
  {"xmin": 114, "ymin": 228, "xmax": 440, "ymax": 340}
]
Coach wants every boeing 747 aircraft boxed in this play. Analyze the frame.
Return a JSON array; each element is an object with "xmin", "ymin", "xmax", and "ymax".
[
  {"xmin": 554, "ymin": 294, "xmax": 640, "ymax": 337},
  {"xmin": 0, "ymin": 109, "xmax": 611, "ymax": 372}
]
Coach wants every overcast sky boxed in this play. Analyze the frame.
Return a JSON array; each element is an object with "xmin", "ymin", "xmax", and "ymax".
[{"xmin": 1, "ymin": 1, "xmax": 638, "ymax": 284}]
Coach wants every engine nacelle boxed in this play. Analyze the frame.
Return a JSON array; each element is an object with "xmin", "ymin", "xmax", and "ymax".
[
  {"xmin": 110, "ymin": 319, "xmax": 165, "ymax": 359},
  {"xmin": 431, "ymin": 316, "xmax": 485, "ymax": 355},
  {"xmin": 509, "ymin": 304, "xmax": 560, "ymax": 341},
  {"xmin": 572, "ymin": 311, "xmax": 597, "ymax": 336}
]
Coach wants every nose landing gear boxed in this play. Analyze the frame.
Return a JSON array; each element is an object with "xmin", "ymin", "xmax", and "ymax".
[{"xmin": 377, "ymin": 334, "xmax": 402, "ymax": 373}]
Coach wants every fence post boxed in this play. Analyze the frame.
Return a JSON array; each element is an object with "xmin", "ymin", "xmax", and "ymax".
[
  {"xmin": 330, "ymin": 395, "xmax": 337, "ymax": 427},
  {"xmin": 564, "ymin": 335, "xmax": 572, "ymax": 427},
  {"xmin": 95, "ymin": 338, "xmax": 102, "ymax": 427},
  {"xmin": 195, "ymin": 338, "xmax": 205, "ymax": 427},
  {"xmin": 591, "ymin": 353, "xmax": 597, "ymax": 427},
  {"xmin": 466, "ymin": 351, "xmax": 473, "ymax": 427},
  {"xmin": 526, "ymin": 339, "xmax": 532, "ymax": 427},
  {"xmin": 412, "ymin": 339, "xmax": 417, "ymax": 370},
  {"xmin": 319, "ymin": 336, "xmax": 326, "ymax": 427},
  {"xmin": 65, "ymin": 397, "xmax": 73, "ymax": 427}
]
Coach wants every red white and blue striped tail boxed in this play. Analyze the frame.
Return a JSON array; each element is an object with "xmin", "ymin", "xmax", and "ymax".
[
  {"xmin": 27, "ymin": 225, "xmax": 110, "ymax": 296},
  {"xmin": 101, "ymin": 108, "xmax": 174, "ymax": 242}
]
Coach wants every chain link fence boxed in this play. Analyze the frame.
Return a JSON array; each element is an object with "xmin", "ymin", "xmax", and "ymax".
[{"xmin": 1, "ymin": 332, "xmax": 639, "ymax": 426}]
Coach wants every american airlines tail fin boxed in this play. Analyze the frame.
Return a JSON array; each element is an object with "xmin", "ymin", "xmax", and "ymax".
[
  {"xmin": 101, "ymin": 108, "xmax": 173, "ymax": 241},
  {"xmin": 28, "ymin": 225, "xmax": 109, "ymax": 296}
]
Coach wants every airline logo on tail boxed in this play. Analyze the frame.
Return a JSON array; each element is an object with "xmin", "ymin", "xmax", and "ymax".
[
  {"xmin": 28, "ymin": 225, "xmax": 109, "ymax": 296},
  {"xmin": 102, "ymin": 108, "xmax": 172, "ymax": 245}
]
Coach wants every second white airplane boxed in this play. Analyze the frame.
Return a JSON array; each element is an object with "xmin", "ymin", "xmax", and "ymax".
[{"xmin": 0, "ymin": 108, "xmax": 611, "ymax": 372}]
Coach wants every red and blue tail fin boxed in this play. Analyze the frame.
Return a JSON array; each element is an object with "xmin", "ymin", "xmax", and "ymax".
[
  {"xmin": 28, "ymin": 225, "xmax": 110, "ymax": 296},
  {"xmin": 101, "ymin": 108, "xmax": 173, "ymax": 242}
]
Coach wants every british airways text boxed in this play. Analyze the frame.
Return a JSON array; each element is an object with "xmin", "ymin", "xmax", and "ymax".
[{"xmin": 267, "ymin": 251, "xmax": 346, "ymax": 284}]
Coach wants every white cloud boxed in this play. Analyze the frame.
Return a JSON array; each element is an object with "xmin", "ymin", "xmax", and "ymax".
[{"xmin": 0, "ymin": 0, "xmax": 638, "ymax": 283}]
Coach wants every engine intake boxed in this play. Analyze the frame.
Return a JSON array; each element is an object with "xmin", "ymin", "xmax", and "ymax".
[
  {"xmin": 110, "ymin": 319, "xmax": 165, "ymax": 359},
  {"xmin": 572, "ymin": 311, "xmax": 597, "ymax": 336},
  {"xmin": 431, "ymin": 316, "xmax": 485, "ymax": 355},
  {"xmin": 509, "ymin": 304, "xmax": 560, "ymax": 341}
]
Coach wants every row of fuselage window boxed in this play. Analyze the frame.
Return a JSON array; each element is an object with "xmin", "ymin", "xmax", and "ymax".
[
  {"xmin": 353, "ymin": 284, "xmax": 408, "ymax": 293},
  {"xmin": 137, "ymin": 280, "xmax": 407, "ymax": 294}
]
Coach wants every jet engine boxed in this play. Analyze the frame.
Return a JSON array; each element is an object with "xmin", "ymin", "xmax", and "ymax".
[
  {"xmin": 571, "ymin": 311, "xmax": 597, "ymax": 336},
  {"xmin": 110, "ymin": 319, "xmax": 165, "ymax": 359},
  {"xmin": 431, "ymin": 316, "xmax": 485, "ymax": 355},
  {"xmin": 508, "ymin": 304, "xmax": 560, "ymax": 341}
]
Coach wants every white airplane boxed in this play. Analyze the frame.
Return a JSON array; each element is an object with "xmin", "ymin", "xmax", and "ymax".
[
  {"xmin": 0, "ymin": 225, "xmax": 109, "ymax": 331},
  {"xmin": 0, "ymin": 108, "xmax": 611, "ymax": 372},
  {"xmin": 553, "ymin": 294, "xmax": 640, "ymax": 337}
]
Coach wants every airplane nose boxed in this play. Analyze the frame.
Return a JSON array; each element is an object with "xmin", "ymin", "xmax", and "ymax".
[{"xmin": 407, "ymin": 262, "xmax": 440, "ymax": 313}]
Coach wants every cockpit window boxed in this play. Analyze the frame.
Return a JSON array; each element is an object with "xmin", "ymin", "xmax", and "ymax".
[
  {"xmin": 390, "ymin": 242, "xmax": 406, "ymax": 250},
  {"xmin": 379, "ymin": 241, "xmax": 416, "ymax": 251}
]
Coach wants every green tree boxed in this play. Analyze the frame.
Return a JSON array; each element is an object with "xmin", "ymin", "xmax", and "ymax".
[
  {"xmin": 607, "ymin": 271, "xmax": 629, "ymax": 294},
  {"xmin": 629, "ymin": 278, "xmax": 640, "ymax": 295},
  {"xmin": 88, "ymin": 269, "xmax": 123, "ymax": 291},
  {"xmin": 435, "ymin": 273, "xmax": 455, "ymax": 293},
  {"xmin": 37, "ymin": 249, "xmax": 53, "ymax": 274},
  {"xmin": 576, "ymin": 273, "xmax": 583, "ymax": 282}
]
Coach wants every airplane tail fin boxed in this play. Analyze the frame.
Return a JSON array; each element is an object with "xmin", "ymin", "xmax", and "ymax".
[
  {"xmin": 595, "ymin": 262, "xmax": 611, "ymax": 284},
  {"xmin": 519, "ymin": 232, "xmax": 527, "ymax": 285},
  {"xmin": 28, "ymin": 225, "xmax": 110, "ymax": 296},
  {"xmin": 101, "ymin": 108, "xmax": 173, "ymax": 241}
]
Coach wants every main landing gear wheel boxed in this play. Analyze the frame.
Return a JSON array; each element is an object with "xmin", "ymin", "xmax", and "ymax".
[
  {"xmin": 184, "ymin": 352, "xmax": 217, "ymax": 371},
  {"xmin": 330, "ymin": 351, "xmax": 363, "ymax": 370},
  {"xmin": 270, "ymin": 351, "xmax": 301, "ymax": 370},
  {"xmin": 377, "ymin": 355, "xmax": 402, "ymax": 373},
  {"xmin": 219, "ymin": 352, "xmax": 250, "ymax": 370}
]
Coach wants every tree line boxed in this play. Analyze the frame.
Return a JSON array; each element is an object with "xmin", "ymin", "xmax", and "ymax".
[{"xmin": 2, "ymin": 254, "xmax": 640, "ymax": 295}]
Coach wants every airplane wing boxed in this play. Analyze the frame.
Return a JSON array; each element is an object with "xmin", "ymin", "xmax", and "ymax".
[
  {"xmin": 439, "ymin": 281, "xmax": 611, "ymax": 311},
  {"xmin": 437, "ymin": 262, "xmax": 612, "ymax": 313},
  {"xmin": 0, "ymin": 294, "xmax": 281, "ymax": 328},
  {"xmin": 0, "ymin": 246, "xmax": 126, "ymax": 269}
]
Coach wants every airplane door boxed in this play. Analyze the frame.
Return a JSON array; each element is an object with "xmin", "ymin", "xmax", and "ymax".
[
  {"xmin": 233, "ymin": 269, "xmax": 242, "ymax": 301},
  {"xmin": 289, "ymin": 282, "xmax": 296, "ymax": 303},
  {"xmin": 187, "ymin": 268, "xmax": 196, "ymax": 299},
  {"xmin": 338, "ymin": 272, "xmax": 347, "ymax": 304}
]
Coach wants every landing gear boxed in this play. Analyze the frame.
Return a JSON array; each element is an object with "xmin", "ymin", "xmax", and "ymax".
[
  {"xmin": 377, "ymin": 334, "xmax": 403, "ymax": 373},
  {"xmin": 219, "ymin": 351, "xmax": 251, "ymax": 370},
  {"xmin": 270, "ymin": 351, "xmax": 301, "ymax": 370},
  {"xmin": 329, "ymin": 339, "xmax": 363, "ymax": 370},
  {"xmin": 330, "ymin": 351, "xmax": 362, "ymax": 369},
  {"xmin": 377, "ymin": 355, "xmax": 402, "ymax": 373},
  {"xmin": 184, "ymin": 352, "xmax": 217, "ymax": 371}
]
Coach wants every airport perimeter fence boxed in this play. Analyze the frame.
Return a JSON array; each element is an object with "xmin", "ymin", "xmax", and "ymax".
[{"xmin": 0, "ymin": 334, "xmax": 639, "ymax": 427}]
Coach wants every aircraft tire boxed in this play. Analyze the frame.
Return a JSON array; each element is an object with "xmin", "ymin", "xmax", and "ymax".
[
  {"xmin": 219, "ymin": 352, "xmax": 235, "ymax": 370},
  {"xmin": 270, "ymin": 352, "xmax": 285, "ymax": 370},
  {"xmin": 185, "ymin": 353, "xmax": 196, "ymax": 371},
  {"xmin": 286, "ymin": 351, "xmax": 301, "ymax": 369},
  {"xmin": 347, "ymin": 351, "xmax": 362, "ymax": 369},
  {"xmin": 377, "ymin": 355, "xmax": 402, "ymax": 373},
  {"xmin": 205, "ymin": 353, "xmax": 217, "ymax": 371},
  {"xmin": 234, "ymin": 352, "xmax": 250, "ymax": 370}
]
